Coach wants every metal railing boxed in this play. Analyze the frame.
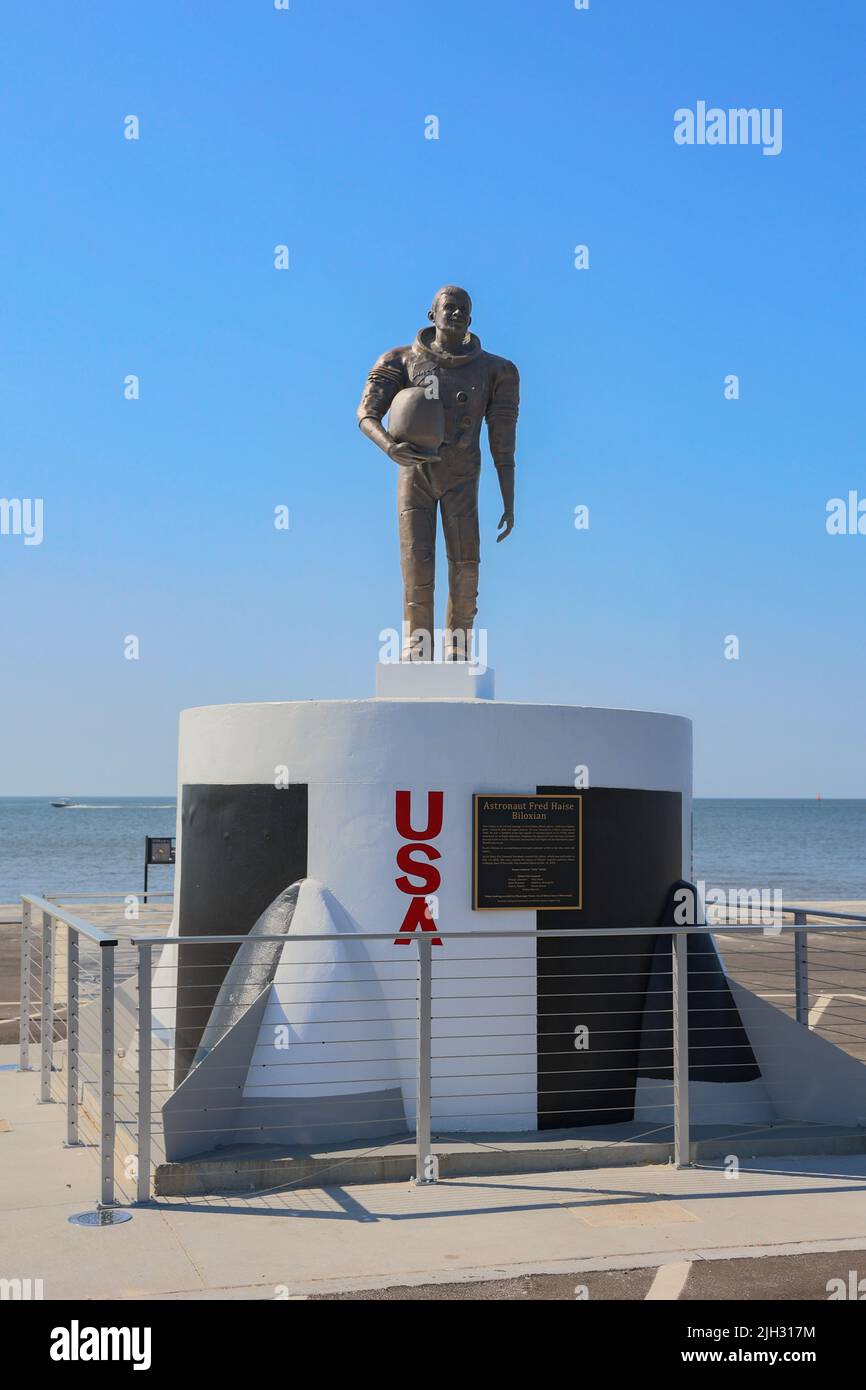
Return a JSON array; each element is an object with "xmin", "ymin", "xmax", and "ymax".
[
  {"xmin": 15, "ymin": 894, "xmax": 866, "ymax": 1208},
  {"xmin": 17, "ymin": 893, "xmax": 172, "ymax": 1206},
  {"xmin": 19, "ymin": 896, "xmax": 121, "ymax": 1205}
]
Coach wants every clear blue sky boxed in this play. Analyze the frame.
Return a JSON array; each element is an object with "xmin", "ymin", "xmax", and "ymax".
[{"xmin": 1, "ymin": 1, "xmax": 864, "ymax": 796}]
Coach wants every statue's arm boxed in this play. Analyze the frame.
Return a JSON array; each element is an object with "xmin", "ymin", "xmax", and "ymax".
[
  {"xmin": 359, "ymin": 415, "xmax": 395, "ymax": 456},
  {"xmin": 486, "ymin": 359, "xmax": 519, "ymax": 540},
  {"xmin": 357, "ymin": 349, "xmax": 408, "ymax": 459}
]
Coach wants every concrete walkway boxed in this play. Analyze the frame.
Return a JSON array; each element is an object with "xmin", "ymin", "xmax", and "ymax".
[{"xmin": 3, "ymin": 1052, "xmax": 866, "ymax": 1300}]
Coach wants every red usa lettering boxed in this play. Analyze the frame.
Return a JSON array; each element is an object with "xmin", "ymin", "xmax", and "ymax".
[{"xmin": 394, "ymin": 790, "xmax": 443, "ymax": 945}]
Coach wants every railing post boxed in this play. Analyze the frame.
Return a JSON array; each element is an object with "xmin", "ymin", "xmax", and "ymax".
[
  {"xmin": 415, "ymin": 934, "xmax": 435, "ymax": 1184},
  {"xmin": 136, "ymin": 943, "xmax": 152, "ymax": 1203},
  {"xmin": 672, "ymin": 930, "xmax": 690, "ymax": 1169},
  {"xmin": 65, "ymin": 926, "xmax": 80, "ymax": 1146},
  {"xmin": 99, "ymin": 942, "xmax": 117, "ymax": 1207},
  {"xmin": 19, "ymin": 899, "xmax": 31, "ymax": 1071},
  {"xmin": 793, "ymin": 910, "xmax": 809, "ymax": 1026},
  {"xmin": 39, "ymin": 910, "xmax": 54, "ymax": 1103}
]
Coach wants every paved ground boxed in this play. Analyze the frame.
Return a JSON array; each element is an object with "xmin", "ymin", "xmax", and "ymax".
[
  {"xmin": 0, "ymin": 901, "xmax": 171, "ymax": 1045},
  {"xmin": 3, "ymin": 1054, "xmax": 866, "ymax": 1301}
]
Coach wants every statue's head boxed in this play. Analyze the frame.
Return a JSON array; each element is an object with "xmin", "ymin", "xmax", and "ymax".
[{"xmin": 428, "ymin": 285, "xmax": 472, "ymax": 336}]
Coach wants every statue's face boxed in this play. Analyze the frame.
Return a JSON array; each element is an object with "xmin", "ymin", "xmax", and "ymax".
[{"xmin": 430, "ymin": 290, "xmax": 472, "ymax": 336}]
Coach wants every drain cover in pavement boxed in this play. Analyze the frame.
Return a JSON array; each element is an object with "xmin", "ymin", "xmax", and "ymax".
[{"xmin": 68, "ymin": 1210, "xmax": 134, "ymax": 1227}]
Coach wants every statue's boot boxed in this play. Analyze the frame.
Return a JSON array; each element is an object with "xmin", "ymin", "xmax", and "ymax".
[{"xmin": 445, "ymin": 560, "xmax": 479, "ymax": 662}]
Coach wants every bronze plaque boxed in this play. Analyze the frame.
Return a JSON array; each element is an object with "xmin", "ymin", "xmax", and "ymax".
[{"xmin": 472, "ymin": 793, "xmax": 583, "ymax": 910}]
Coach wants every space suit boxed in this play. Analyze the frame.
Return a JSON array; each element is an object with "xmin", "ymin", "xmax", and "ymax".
[{"xmin": 358, "ymin": 326, "xmax": 519, "ymax": 658}]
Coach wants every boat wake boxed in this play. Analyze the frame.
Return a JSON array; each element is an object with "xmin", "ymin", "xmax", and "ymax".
[{"xmin": 57, "ymin": 803, "xmax": 175, "ymax": 811}]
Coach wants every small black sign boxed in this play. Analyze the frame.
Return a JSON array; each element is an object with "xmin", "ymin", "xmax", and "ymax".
[
  {"xmin": 472, "ymin": 793, "xmax": 583, "ymax": 910},
  {"xmin": 146, "ymin": 836, "xmax": 175, "ymax": 865}
]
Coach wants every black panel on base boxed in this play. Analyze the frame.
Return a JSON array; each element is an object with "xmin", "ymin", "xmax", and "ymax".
[
  {"xmin": 536, "ymin": 786, "xmax": 682, "ymax": 1128},
  {"xmin": 174, "ymin": 783, "xmax": 308, "ymax": 1084}
]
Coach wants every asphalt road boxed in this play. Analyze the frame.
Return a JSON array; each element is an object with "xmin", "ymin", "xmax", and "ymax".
[{"xmin": 314, "ymin": 1248, "xmax": 866, "ymax": 1300}]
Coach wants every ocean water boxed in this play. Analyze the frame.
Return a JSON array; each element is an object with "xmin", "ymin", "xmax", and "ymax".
[
  {"xmin": 0, "ymin": 797, "xmax": 177, "ymax": 905},
  {"xmin": 693, "ymin": 798, "xmax": 866, "ymax": 901},
  {"xmin": 0, "ymin": 797, "xmax": 864, "ymax": 906}
]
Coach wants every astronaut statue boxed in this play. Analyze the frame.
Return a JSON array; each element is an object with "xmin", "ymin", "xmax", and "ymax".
[{"xmin": 357, "ymin": 286, "xmax": 519, "ymax": 661}]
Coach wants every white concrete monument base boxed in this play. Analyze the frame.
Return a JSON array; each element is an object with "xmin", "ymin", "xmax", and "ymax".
[{"xmin": 151, "ymin": 667, "xmax": 866, "ymax": 1160}]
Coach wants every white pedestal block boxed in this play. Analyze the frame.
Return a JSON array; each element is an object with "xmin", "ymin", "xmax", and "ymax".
[
  {"xmin": 375, "ymin": 660, "xmax": 495, "ymax": 700},
  {"xmin": 159, "ymin": 688, "xmax": 692, "ymax": 1137}
]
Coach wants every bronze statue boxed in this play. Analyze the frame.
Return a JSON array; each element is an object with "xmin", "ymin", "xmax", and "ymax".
[{"xmin": 357, "ymin": 286, "xmax": 519, "ymax": 661}]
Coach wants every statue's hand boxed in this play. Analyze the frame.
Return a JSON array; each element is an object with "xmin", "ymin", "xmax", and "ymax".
[
  {"xmin": 496, "ymin": 511, "xmax": 514, "ymax": 542},
  {"xmin": 388, "ymin": 440, "xmax": 436, "ymax": 468}
]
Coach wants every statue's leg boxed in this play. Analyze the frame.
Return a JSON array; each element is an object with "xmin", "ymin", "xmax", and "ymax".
[
  {"xmin": 398, "ymin": 465, "xmax": 436, "ymax": 661},
  {"xmin": 441, "ymin": 475, "xmax": 480, "ymax": 662}
]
